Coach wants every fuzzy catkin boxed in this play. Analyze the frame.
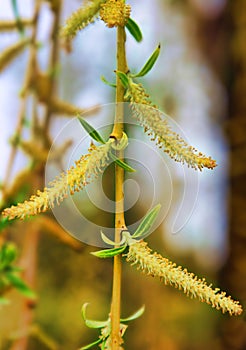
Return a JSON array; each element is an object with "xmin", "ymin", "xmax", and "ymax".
[
  {"xmin": 2, "ymin": 140, "xmax": 114, "ymax": 220},
  {"xmin": 126, "ymin": 81, "xmax": 216, "ymax": 171},
  {"xmin": 126, "ymin": 241, "xmax": 242, "ymax": 316},
  {"xmin": 60, "ymin": 0, "xmax": 107, "ymax": 41},
  {"xmin": 100, "ymin": 0, "xmax": 131, "ymax": 28}
]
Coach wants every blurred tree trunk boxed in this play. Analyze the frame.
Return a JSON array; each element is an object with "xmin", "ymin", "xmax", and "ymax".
[
  {"xmin": 191, "ymin": 1, "xmax": 246, "ymax": 348},
  {"xmin": 218, "ymin": 1, "xmax": 246, "ymax": 349}
]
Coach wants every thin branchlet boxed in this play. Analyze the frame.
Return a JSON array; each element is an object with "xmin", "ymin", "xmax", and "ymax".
[
  {"xmin": 2, "ymin": 140, "xmax": 114, "ymax": 220},
  {"xmin": 126, "ymin": 80, "xmax": 216, "ymax": 171},
  {"xmin": 32, "ymin": 71, "xmax": 92, "ymax": 115},
  {"xmin": 0, "ymin": 19, "xmax": 33, "ymax": 32},
  {"xmin": 0, "ymin": 38, "xmax": 30, "ymax": 73},
  {"xmin": 17, "ymin": 140, "xmax": 72, "ymax": 163},
  {"xmin": 60, "ymin": 0, "xmax": 107, "ymax": 42},
  {"xmin": 126, "ymin": 241, "xmax": 242, "ymax": 316}
]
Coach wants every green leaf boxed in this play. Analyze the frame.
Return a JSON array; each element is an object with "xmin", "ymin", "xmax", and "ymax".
[
  {"xmin": 80, "ymin": 338, "xmax": 102, "ymax": 350},
  {"xmin": 0, "ymin": 243, "xmax": 17, "ymax": 269},
  {"xmin": 81, "ymin": 303, "xmax": 108, "ymax": 329},
  {"xmin": 120, "ymin": 305, "xmax": 145, "ymax": 322},
  {"xmin": 6, "ymin": 273, "xmax": 36, "ymax": 299},
  {"xmin": 86, "ymin": 319, "xmax": 107, "ymax": 329},
  {"xmin": 132, "ymin": 204, "xmax": 161, "ymax": 238},
  {"xmin": 11, "ymin": 0, "xmax": 24, "ymax": 35},
  {"xmin": 101, "ymin": 75, "xmax": 116, "ymax": 88},
  {"xmin": 115, "ymin": 71, "xmax": 129, "ymax": 88},
  {"xmin": 125, "ymin": 18, "xmax": 143, "ymax": 42},
  {"xmin": 91, "ymin": 245, "xmax": 127, "ymax": 258},
  {"xmin": 132, "ymin": 44, "xmax": 161, "ymax": 78},
  {"xmin": 101, "ymin": 231, "xmax": 117, "ymax": 246},
  {"xmin": 0, "ymin": 217, "xmax": 10, "ymax": 232},
  {"xmin": 0, "ymin": 296, "xmax": 10, "ymax": 305},
  {"xmin": 109, "ymin": 152, "xmax": 136, "ymax": 173},
  {"xmin": 78, "ymin": 117, "xmax": 106, "ymax": 144},
  {"xmin": 101, "ymin": 231, "xmax": 126, "ymax": 246},
  {"xmin": 101, "ymin": 341, "xmax": 107, "ymax": 350}
]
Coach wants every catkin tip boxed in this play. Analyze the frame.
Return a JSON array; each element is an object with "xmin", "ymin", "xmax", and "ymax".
[
  {"xmin": 126, "ymin": 241, "xmax": 242, "ymax": 316},
  {"xmin": 2, "ymin": 140, "xmax": 114, "ymax": 220},
  {"xmin": 127, "ymin": 80, "xmax": 217, "ymax": 171},
  {"xmin": 100, "ymin": 0, "xmax": 131, "ymax": 28}
]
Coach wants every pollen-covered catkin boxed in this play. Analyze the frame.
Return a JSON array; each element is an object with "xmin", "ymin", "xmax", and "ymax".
[
  {"xmin": 126, "ymin": 241, "xmax": 242, "ymax": 315},
  {"xmin": 60, "ymin": 0, "xmax": 107, "ymax": 42},
  {"xmin": 126, "ymin": 80, "xmax": 216, "ymax": 171},
  {"xmin": 2, "ymin": 140, "xmax": 114, "ymax": 220},
  {"xmin": 100, "ymin": 0, "xmax": 131, "ymax": 28}
]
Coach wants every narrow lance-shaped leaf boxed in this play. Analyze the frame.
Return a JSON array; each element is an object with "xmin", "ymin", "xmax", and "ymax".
[
  {"xmin": 120, "ymin": 305, "xmax": 145, "ymax": 322},
  {"xmin": 6, "ymin": 273, "xmax": 37, "ymax": 299},
  {"xmin": 115, "ymin": 71, "xmax": 129, "ymax": 88},
  {"xmin": 125, "ymin": 17, "xmax": 143, "ymax": 42},
  {"xmin": 132, "ymin": 204, "xmax": 161, "ymax": 238},
  {"xmin": 101, "ymin": 341, "xmax": 107, "ymax": 350},
  {"xmin": 101, "ymin": 230, "xmax": 127, "ymax": 246},
  {"xmin": 81, "ymin": 303, "xmax": 108, "ymax": 329},
  {"xmin": 0, "ymin": 244, "xmax": 17, "ymax": 269},
  {"xmin": 0, "ymin": 217, "xmax": 11, "ymax": 232},
  {"xmin": 78, "ymin": 117, "xmax": 106, "ymax": 144},
  {"xmin": 132, "ymin": 44, "xmax": 161, "ymax": 78},
  {"xmin": 80, "ymin": 338, "xmax": 102, "ymax": 350},
  {"xmin": 109, "ymin": 152, "xmax": 136, "ymax": 173},
  {"xmin": 101, "ymin": 75, "xmax": 116, "ymax": 88},
  {"xmin": 91, "ymin": 245, "xmax": 127, "ymax": 258}
]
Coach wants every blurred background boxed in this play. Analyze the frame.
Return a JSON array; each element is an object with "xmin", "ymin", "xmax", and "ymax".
[{"xmin": 0, "ymin": 0, "xmax": 245, "ymax": 349}]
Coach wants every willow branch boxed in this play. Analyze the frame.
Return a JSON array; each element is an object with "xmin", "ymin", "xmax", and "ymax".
[
  {"xmin": 2, "ymin": 0, "xmax": 41, "ymax": 199},
  {"xmin": 110, "ymin": 25, "xmax": 128, "ymax": 350},
  {"xmin": 9, "ymin": 2, "xmax": 60, "ymax": 349},
  {"xmin": 43, "ymin": 2, "xmax": 61, "ymax": 135}
]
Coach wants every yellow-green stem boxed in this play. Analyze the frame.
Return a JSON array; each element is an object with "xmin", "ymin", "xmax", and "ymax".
[{"xmin": 110, "ymin": 25, "xmax": 127, "ymax": 349}]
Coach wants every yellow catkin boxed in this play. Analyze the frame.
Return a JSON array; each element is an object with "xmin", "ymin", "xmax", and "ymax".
[
  {"xmin": 60, "ymin": 0, "xmax": 107, "ymax": 41},
  {"xmin": 126, "ymin": 80, "xmax": 217, "ymax": 171},
  {"xmin": 100, "ymin": 0, "xmax": 131, "ymax": 28},
  {"xmin": 2, "ymin": 140, "xmax": 114, "ymax": 220},
  {"xmin": 126, "ymin": 241, "xmax": 242, "ymax": 316},
  {"xmin": 0, "ymin": 38, "xmax": 30, "ymax": 73}
]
